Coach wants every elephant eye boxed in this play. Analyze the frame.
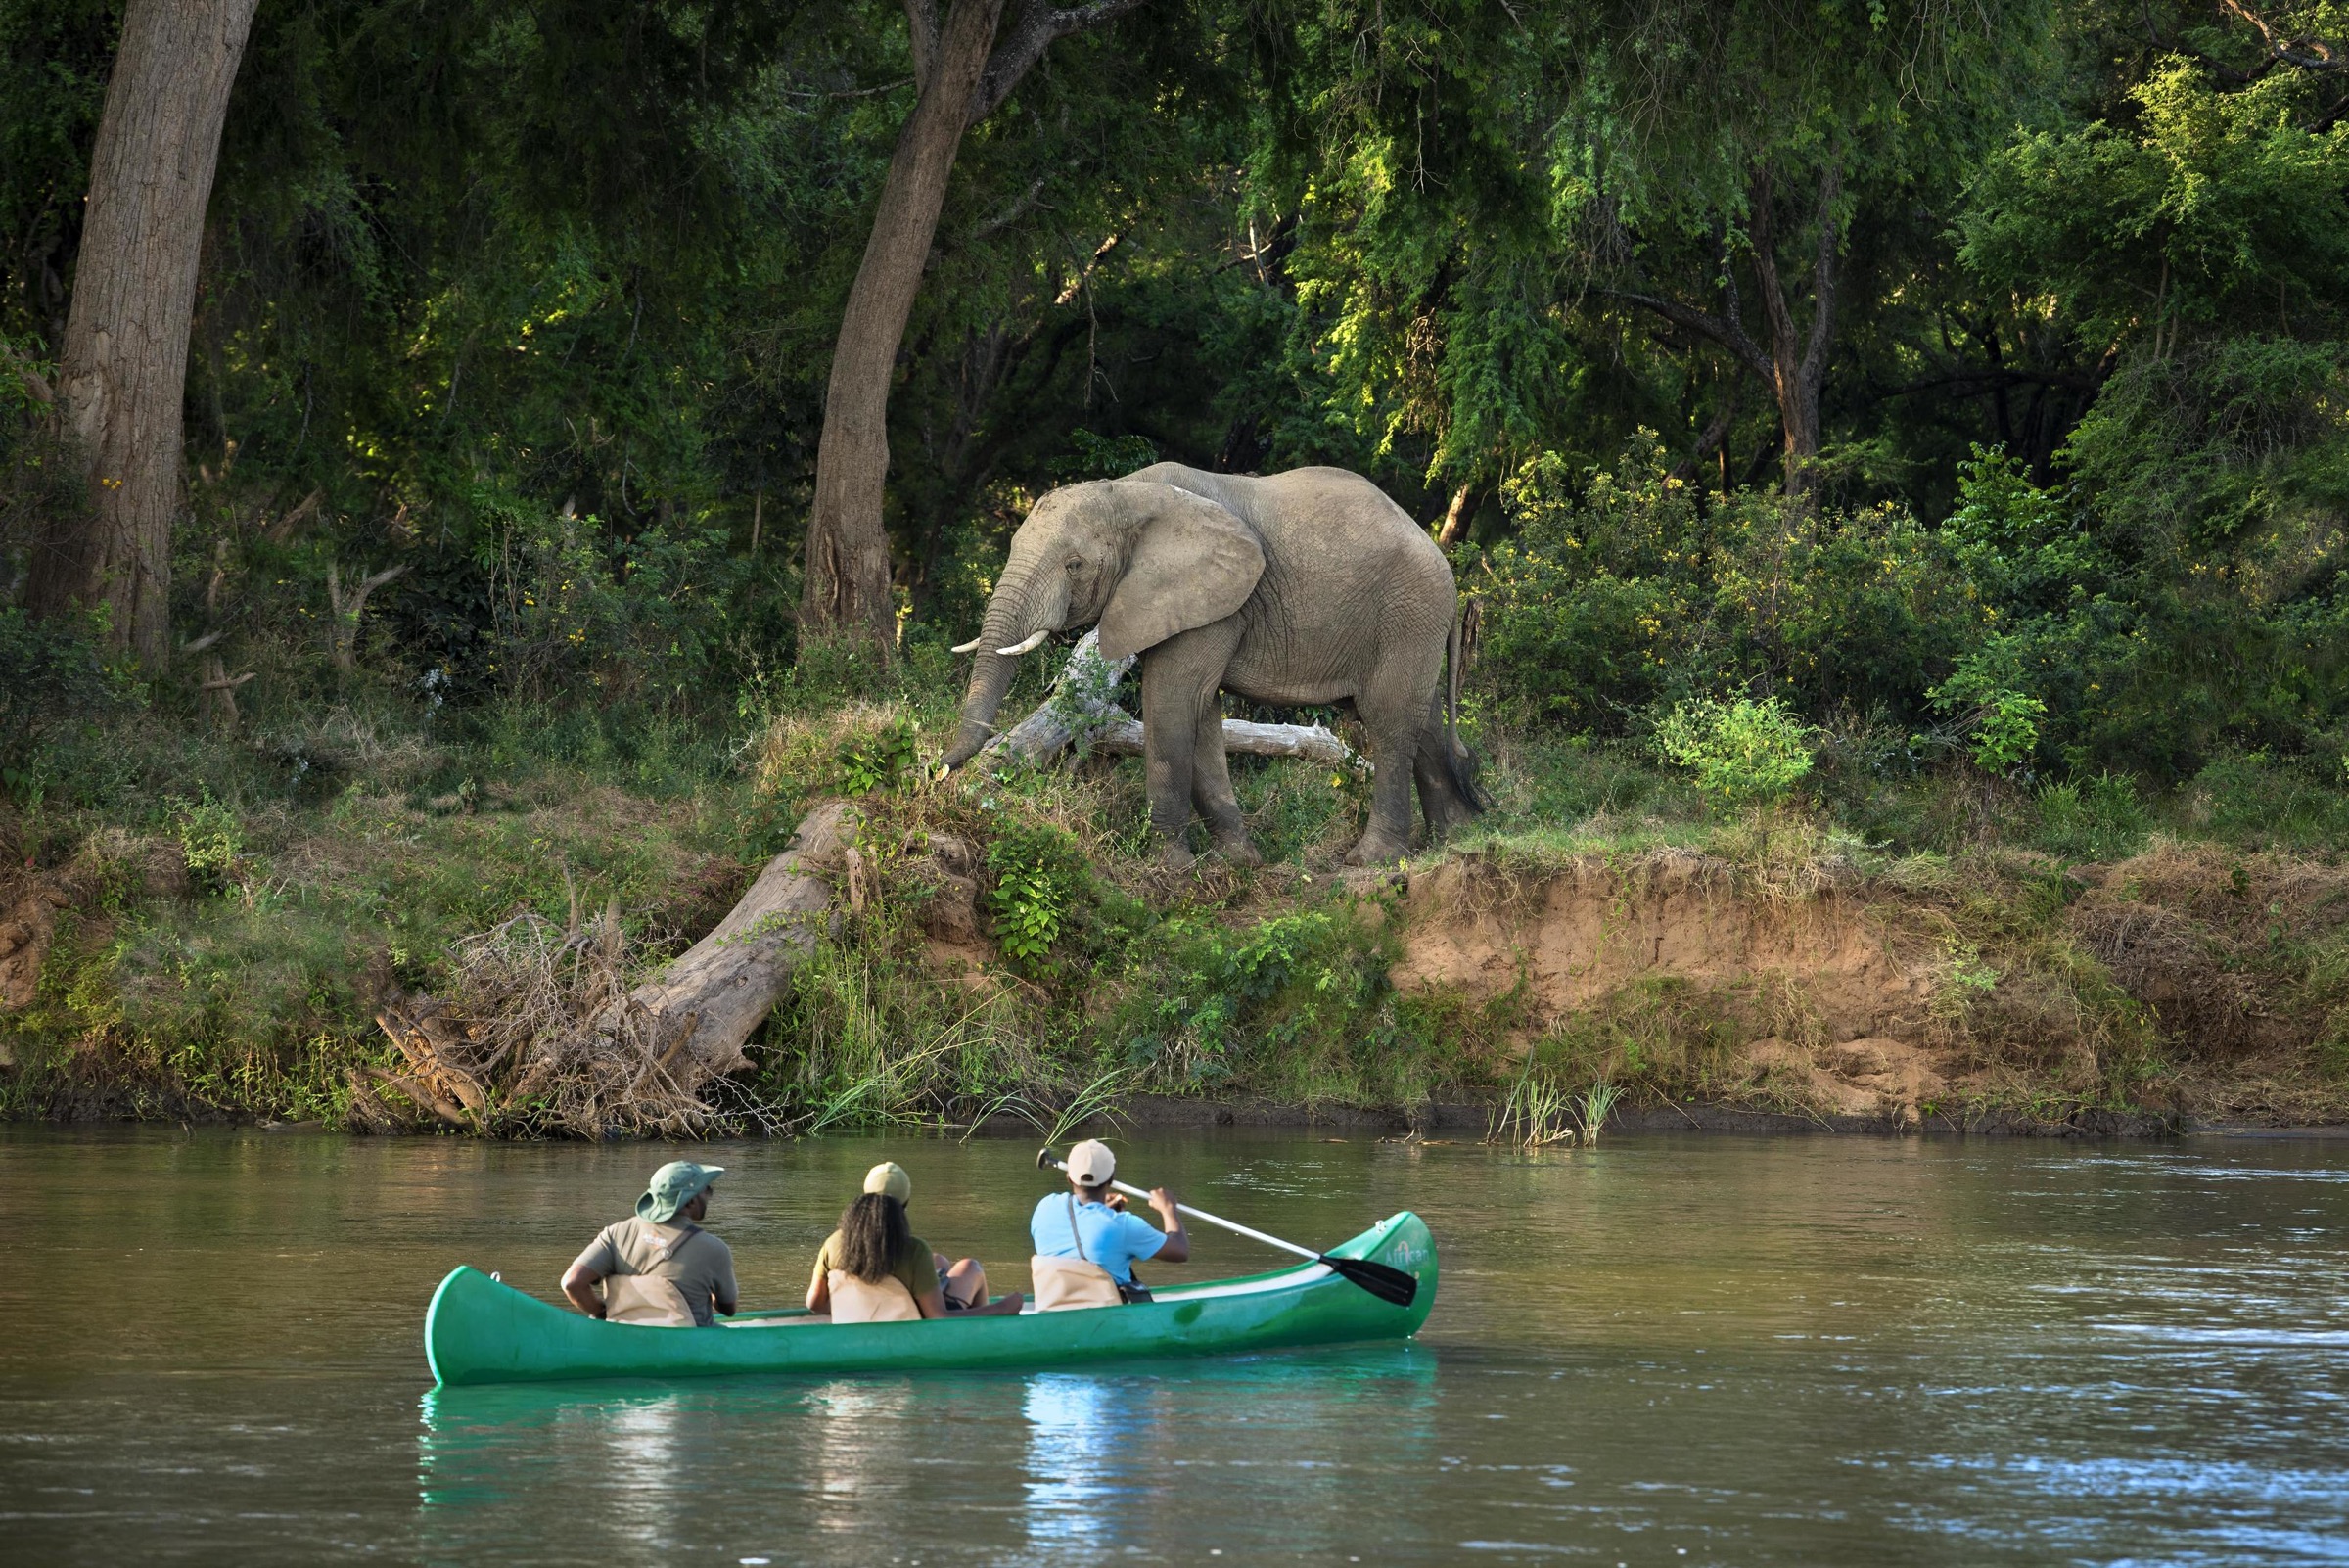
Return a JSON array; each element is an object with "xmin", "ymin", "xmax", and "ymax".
[{"xmin": 1065, "ymin": 557, "xmax": 1082, "ymax": 573}]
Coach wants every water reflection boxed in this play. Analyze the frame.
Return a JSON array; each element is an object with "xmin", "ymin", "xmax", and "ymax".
[
  {"xmin": 806, "ymin": 1378, "xmax": 918, "ymax": 1539},
  {"xmin": 413, "ymin": 1348, "xmax": 1438, "ymax": 1562},
  {"xmin": 1021, "ymin": 1374, "xmax": 1125, "ymax": 1554},
  {"xmin": 590, "ymin": 1392, "xmax": 693, "ymax": 1551}
]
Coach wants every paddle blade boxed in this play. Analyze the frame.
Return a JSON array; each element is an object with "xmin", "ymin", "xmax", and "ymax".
[{"xmin": 1322, "ymin": 1254, "xmax": 1418, "ymax": 1308}]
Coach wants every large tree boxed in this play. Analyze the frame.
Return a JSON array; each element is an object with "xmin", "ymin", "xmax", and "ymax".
[
  {"xmin": 27, "ymin": 0, "xmax": 259, "ymax": 664},
  {"xmin": 1571, "ymin": 0, "xmax": 2052, "ymax": 498},
  {"xmin": 801, "ymin": 0, "xmax": 1152, "ymax": 652}
]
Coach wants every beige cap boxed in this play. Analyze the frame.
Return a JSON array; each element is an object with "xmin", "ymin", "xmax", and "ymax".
[
  {"xmin": 863, "ymin": 1161, "xmax": 911, "ymax": 1202},
  {"xmin": 1064, "ymin": 1139, "xmax": 1116, "ymax": 1186}
]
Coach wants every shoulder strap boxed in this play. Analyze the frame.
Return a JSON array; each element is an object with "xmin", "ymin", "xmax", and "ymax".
[
  {"xmin": 650, "ymin": 1222, "xmax": 703, "ymax": 1267},
  {"xmin": 1066, "ymin": 1192, "xmax": 1090, "ymax": 1263}
]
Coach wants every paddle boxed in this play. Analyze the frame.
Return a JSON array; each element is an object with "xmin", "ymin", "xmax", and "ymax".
[{"xmin": 1036, "ymin": 1148, "xmax": 1419, "ymax": 1308}]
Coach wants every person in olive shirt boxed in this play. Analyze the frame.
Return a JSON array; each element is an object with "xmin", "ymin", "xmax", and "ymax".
[{"xmin": 562, "ymin": 1161, "xmax": 739, "ymax": 1326}]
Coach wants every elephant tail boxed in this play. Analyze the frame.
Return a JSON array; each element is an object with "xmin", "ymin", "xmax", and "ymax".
[{"xmin": 1445, "ymin": 597, "xmax": 1487, "ymax": 812}]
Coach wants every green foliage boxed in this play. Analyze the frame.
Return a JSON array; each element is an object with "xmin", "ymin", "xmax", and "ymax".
[
  {"xmin": 1474, "ymin": 440, "xmax": 1984, "ymax": 736},
  {"xmin": 2037, "ymin": 773, "xmax": 2150, "ymax": 861},
  {"xmin": 167, "ymin": 796, "xmax": 247, "ymax": 896},
  {"xmin": 1959, "ymin": 54, "xmax": 2349, "ymax": 496},
  {"xmin": 1652, "ymin": 695, "xmax": 1817, "ymax": 807},
  {"xmin": 2173, "ymin": 750, "xmax": 2349, "ymax": 852},
  {"xmin": 983, "ymin": 824, "xmax": 1092, "ymax": 972},
  {"xmin": 1110, "ymin": 903, "xmax": 1400, "ymax": 1096},
  {"xmin": 1053, "ymin": 430, "xmax": 1160, "ymax": 482},
  {"xmin": 0, "ymin": 607, "xmax": 134, "ymax": 796},
  {"xmin": 836, "ymin": 715, "xmax": 919, "ymax": 797},
  {"xmin": 761, "ymin": 941, "xmax": 1057, "ymax": 1133},
  {"xmin": 1930, "ymin": 655, "xmax": 2050, "ymax": 775},
  {"xmin": 987, "ymin": 857, "xmax": 1065, "ymax": 965}
]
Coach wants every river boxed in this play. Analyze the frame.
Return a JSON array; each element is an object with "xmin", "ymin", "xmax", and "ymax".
[{"xmin": 3, "ymin": 1126, "xmax": 2346, "ymax": 1564}]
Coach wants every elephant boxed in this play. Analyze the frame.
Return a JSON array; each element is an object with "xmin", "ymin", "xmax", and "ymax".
[{"xmin": 938, "ymin": 462, "xmax": 1481, "ymax": 867}]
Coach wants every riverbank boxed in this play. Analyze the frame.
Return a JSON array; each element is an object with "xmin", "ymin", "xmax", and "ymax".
[{"xmin": 7, "ymin": 677, "xmax": 2349, "ymax": 1134}]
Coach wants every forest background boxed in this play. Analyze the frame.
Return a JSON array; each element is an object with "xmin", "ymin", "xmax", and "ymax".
[{"xmin": 3, "ymin": 0, "xmax": 2347, "ymax": 1133}]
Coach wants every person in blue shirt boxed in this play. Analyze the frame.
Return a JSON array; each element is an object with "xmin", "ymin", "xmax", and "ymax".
[{"xmin": 1030, "ymin": 1139, "xmax": 1188, "ymax": 1301}]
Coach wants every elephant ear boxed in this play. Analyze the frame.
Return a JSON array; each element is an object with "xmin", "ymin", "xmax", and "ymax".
[{"xmin": 1097, "ymin": 484, "xmax": 1266, "ymax": 662}]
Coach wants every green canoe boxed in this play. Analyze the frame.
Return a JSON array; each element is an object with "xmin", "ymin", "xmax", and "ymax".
[{"xmin": 425, "ymin": 1210, "xmax": 1436, "ymax": 1387}]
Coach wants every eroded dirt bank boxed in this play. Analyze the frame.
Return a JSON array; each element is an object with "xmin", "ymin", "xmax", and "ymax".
[{"xmin": 1379, "ymin": 839, "xmax": 2349, "ymax": 1132}]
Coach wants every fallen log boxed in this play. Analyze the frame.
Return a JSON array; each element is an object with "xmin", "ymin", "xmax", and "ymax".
[
  {"xmin": 974, "ymin": 628, "xmax": 1133, "ymax": 765},
  {"xmin": 364, "ymin": 800, "xmax": 855, "ymax": 1135},
  {"xmin": 967, "ymin": 630, "xmax": 1365, "ymax": 772},
  {"xmin": 1082, "ymin": 714, "xmax": 1357, "ymax": 768},
  {"xmin": 600, "ymin": 799, "xmax": 856, "ymax": 1079}
]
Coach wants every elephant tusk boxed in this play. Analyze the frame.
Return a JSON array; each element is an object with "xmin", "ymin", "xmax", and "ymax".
[
  {"xmin": 948, "ymin": 636, "xmax": 984, "ymax": 654},
  {"xmin": 995, "ymin": 628, "xmax": 1052, "ymax": 656}
]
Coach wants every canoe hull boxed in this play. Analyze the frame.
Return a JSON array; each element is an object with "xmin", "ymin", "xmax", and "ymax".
[{"xmin": 426, "ymin": 1211, "xmax": 1436, "ymax": 1387}]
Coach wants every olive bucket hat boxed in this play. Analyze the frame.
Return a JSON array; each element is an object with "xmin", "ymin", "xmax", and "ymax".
[{"xmin": 636, "ymin": 1160, "xmax": 724, "ymax": 1223}]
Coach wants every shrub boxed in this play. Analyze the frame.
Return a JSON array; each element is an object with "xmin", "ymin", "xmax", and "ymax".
[
  {"xmin": 1652, "ymin": 695, "xmax": 1816, "ymax": 807},
  {"xmin": 0, "ymin": 608, "xmax": 137, "ymax": 801},
  {"xmin": 836, "ymin": 715, "xmax": 919, "ymax": 796},
  {"xmin": 1471, "ymin": 438, "xmax": 1983, "ymax": 737},
  {"xmin": 1929, "ymin": 650, "xmax": 2050, "ymax": 775},
  {"xmin": 1108, "ymin": 903, "xmax": 1403, "ymax": 1097},
  {"xmin": 168, "ymin": 795, "xmax": 247, "ymax": 896},
  {"xmin": 983, "ymin": 822, "xmax": 1094, "ymax": 974},
  {"xmin": 2036, "ymin": 773, "xmax": 2150, "ymax": 861}
]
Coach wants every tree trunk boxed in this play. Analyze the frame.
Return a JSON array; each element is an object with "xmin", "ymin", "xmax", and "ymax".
[
  {"xmin": 802, "ymin": 0, "xmax": 1156, "ymax": 654},
  {"xmin": 801, "ymin": 0, "xmax": 1008, "ymax": 653},
  {"xmin": 1434, "ymin": 482, "xmax": 1475, "ymax": 547},
  {"xmin": 605, "ymin": 801, "xmax": 856, "ymax": 1078},
  {"xmin": 363, "ymin": 802, "xmax": 857, "ymax": 1136},
  {"xmin": 1607, "ymin": 161, "xmax": 1842, "ymax": 503},
  {"xmin": 1746, "ymin": 164, "xmax": 1840, "ymax": 499},
  {"xmin": 27, "ymin": 0, "xmax": 260, "ymax": 666}
]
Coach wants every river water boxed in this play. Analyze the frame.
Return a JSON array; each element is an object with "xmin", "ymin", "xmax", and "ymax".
[{"xmin": 4, "ymin": 1127, "xmax": 2348, "ymax": 1565}]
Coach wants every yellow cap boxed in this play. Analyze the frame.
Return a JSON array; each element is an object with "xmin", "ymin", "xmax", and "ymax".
[{"xmin": 863, "ymin": 1161, "xmax": 911, "ymax": 1202}]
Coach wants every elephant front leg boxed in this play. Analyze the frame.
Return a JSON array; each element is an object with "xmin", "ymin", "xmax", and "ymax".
[
  {"xmin": 1190, "ymin": 708, "xmax": 1262, "ymax": 866},
  {"xmin": 1138, "ymin": 663, "xmax": 1206, "ymax": 869}
]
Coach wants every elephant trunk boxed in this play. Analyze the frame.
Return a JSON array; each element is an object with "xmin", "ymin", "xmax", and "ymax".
[{"xmin": 940, "ymin": 566, "xmax": 1066, "ymax": 769}]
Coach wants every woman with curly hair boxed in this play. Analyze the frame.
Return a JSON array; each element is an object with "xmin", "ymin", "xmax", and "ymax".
[{"xmin": 807, "ymin": 1164, "xmax": 1024, "ymax": 1322}]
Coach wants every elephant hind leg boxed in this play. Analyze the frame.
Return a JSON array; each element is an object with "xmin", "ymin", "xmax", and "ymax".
[
  {"xmin": 1343, "ymin": 622, "xmax": 1448, "ymax": 866},
  {"xmin": 1414, "ymin": 696, "xmax": 1482, "ymax": 839},
  {"xmin": 1343, "ymin": 703, "xmax": 1426, "ymax": 869}
]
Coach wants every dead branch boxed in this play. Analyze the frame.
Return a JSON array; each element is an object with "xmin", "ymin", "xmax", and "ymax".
[
  {"xmin": 969, "ymin": 630, "xmax": 1366, "ymax": 772},
  {"xmin": 1083, "ymin": 714, "xmax": 1359, "ymax": 767},
  {"xmin": 975, "ymin": 627, "xmax": 1134, "ymax": 765},
  {"xmin": 265, "ymin": 487, "xmax": 322, "ymax": 545},
  {"xmin": 326, "ymin": 559, "xmax": 410, "ymax": 674}
]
